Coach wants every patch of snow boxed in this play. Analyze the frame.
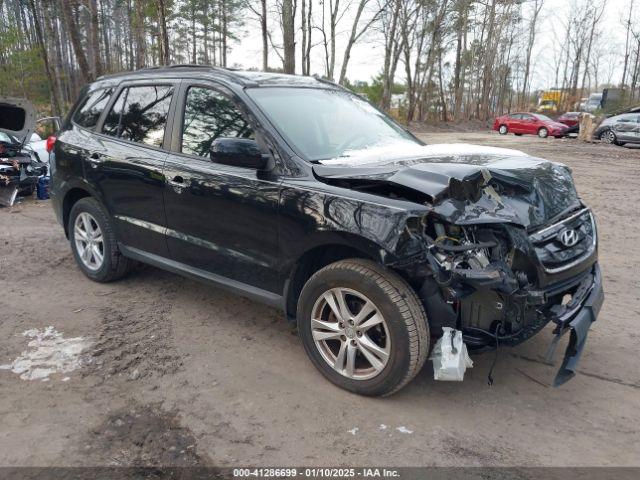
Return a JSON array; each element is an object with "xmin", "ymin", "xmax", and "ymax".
[
  {"xmin": 319, "ymin": 142, "xmax": 528, "ymax": 166},
  {"xmin": 0, "ymin": 326, "xmax": 90, "ymax": 381},
  {"xmin": 396, "ymin": 426, "xmax": 414, "ymax": 434},
  {"xmin": 348, "ymin": 427, "xmax": 359, "ymax": 435},
  {"xmin": 379, "ymin": 424, "xmax": 388, "ymax": 430}
]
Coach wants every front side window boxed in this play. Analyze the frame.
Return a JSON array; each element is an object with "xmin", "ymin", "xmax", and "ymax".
[
  {"xmin": 102, "ymin": 85, "xmax": 173, "ymax": 147},
  {"xmin": 73, "ymin": 88, "xmax": 113, "ymax": 130},
  {"xmin": 246, "ymin": 87, "xmax": 418, "ymax": 161},
  {"xmin": 619, "ymin": 114, "xmax": 640, "ymax": 123},
  {"xmin": 181, "ymin": 87, "xmax": 254, "ymax": 157}
]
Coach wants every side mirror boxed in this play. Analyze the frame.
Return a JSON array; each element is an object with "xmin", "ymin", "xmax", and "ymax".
[{"xmin": 209, "ymin": 137, "xmax": 269, "ymax": 170}]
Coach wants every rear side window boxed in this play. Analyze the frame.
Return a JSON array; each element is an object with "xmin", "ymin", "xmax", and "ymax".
[
  {"xmin": 181, "ymin": 87, "xmax": 254, "ymax": 157},
  {"xmin": 73, "ymin": 88, "xmax": 113, "ymax": 130},
  {"xmin": 102, "ymin": 85, "xmax": 173, "ymax": 147}
]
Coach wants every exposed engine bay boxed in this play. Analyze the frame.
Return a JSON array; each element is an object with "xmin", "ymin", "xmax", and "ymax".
[{"xmin": 416, "ymin": 215, "xmax": 596, "ymax": 349}]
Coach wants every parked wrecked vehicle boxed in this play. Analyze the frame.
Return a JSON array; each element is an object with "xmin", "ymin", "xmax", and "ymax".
[
  {"xmin": 0, "ymin": 98, "xmax": 48, "ymax": 206},
  {"xmin": 50, "ymin": 67, "xmax": 603, "ymax": 395},
  {"xmin": 594, "ymin": 112, "xmax": 640, "ymax": 146},
  {"xmin": 493, "ymin": 112, "xmax": 569, "ymax": 138}
]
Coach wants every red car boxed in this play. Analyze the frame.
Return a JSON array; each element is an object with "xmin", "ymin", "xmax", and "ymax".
[
  {"xmin": 557, "ymin": 111, "xmax": 580, "ymax": 127},
  {"xmin": 493, "ymin": 112, "xmax": 569, "ymax": 138}
]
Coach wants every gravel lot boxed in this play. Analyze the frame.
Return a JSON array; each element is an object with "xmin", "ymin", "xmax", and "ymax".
[{"xmin": 1, "ymin": 131, "xmax": 639, "ymax": 468}]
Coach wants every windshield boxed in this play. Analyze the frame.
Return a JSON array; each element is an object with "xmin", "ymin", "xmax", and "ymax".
[
  {"xmin": 534, "ymin": 114, "xmax": 553, "ymax": 121},
  {"xmin": 247, "ymin": 87, "xmax": 420, "ymax": 161}
]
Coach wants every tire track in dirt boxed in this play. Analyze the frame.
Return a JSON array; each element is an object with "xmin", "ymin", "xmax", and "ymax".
[
  {"xmin": 81, "ymin": 402, "xmax": 213, "ymax": 467},
  {"xmin": 86, "ymin": 287, "xmax": 184, "ymax": 381}
]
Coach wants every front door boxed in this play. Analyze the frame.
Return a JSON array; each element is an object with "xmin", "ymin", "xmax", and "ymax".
[
  {"xmin": 87, "ymin": 82, "xmax": 177, "ymax": 256},
  {"xmin": 163, "ymin": 83, "xmax": 281, "ymax": 294},
  {"xmin": 613, "ymin": 114, "xmax": 640, "ymax": 142},
  {"xmin": 520, "ymin": 114, "xmax": 538, "ymax": 134}
]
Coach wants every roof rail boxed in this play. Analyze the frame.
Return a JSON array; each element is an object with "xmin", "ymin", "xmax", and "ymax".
[
  {"xmin": 312, "ymin": 74, "xmax": 349, "ymax": 92},
  {"xmin": 95, "ymin": 64, "xmax": 249, "ymax": 84}
]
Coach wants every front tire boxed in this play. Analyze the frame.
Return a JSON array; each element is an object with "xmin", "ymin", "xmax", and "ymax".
[
  {"xmin": 498, "ymin": 125, "xmax": 508, "ymax": 135},
  {"xmin": 69, "ymin": 197, "xmax": 133, "ymax": 282},
  {"xmin": 538, "ymin": 127, "xmax": 549, "ymax": 138},
  {"xmin": 297, "ymin": 259, "xmax": 429, "ymax": 396}
]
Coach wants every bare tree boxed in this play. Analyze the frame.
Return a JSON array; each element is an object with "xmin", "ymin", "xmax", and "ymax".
[
  {"xmin": 519, "ymin": 0, "xmax": 544, "ymax": 109},
  {"xmin": 59, "ymin": 0, "xmax": 93, "ymax": 82},
  {"xmin": 622, "ymin": 0, "xmax": 634, "ymax": 87},
  {"xmin": 378, "ymin": 0, "xmax": 404, "ymax": 110},
  {"xmin": 338, "ymin": 0, "xmax": 385, "ymax": 84},
  {"xmin": 282, "ymin": 0, "xmax": 295, "ymax": 73}
]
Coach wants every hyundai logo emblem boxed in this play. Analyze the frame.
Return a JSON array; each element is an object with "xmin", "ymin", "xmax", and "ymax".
[{"xmin": 559, "ymin": 228, "xmax": 580, "ymax": 247}]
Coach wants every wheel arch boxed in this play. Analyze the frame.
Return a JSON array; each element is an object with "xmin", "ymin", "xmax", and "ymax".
[
  {"xmin": 62, "ymin": 187, "xmax": 93, "ymax": 238},
  {"xmin": 283, "ymin": 239, "xmax": 383, "ymax": 322}
]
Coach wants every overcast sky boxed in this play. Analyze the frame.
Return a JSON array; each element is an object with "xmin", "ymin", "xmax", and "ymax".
[{"xmin": 226, "ymin": 0, "xmax": 633, "ymax": 90}]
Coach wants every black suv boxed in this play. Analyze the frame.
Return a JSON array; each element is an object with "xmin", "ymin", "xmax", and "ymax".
[{"xmin": 50, "ymin": 66, "xmax": 603, "ymax": 395}]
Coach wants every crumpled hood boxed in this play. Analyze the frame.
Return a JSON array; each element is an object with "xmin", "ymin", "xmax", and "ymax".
[
  {"xmin": 0, "ymin": 97, "xmax": 36, "ymax": 144},
  {"xmin": 314, "ymin": 143, "xmax": 581, "ymax": 230}
]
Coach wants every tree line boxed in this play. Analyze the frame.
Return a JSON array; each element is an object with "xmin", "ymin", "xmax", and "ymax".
[{"xmin": 1, "ymin": 0, "xmax": 638, "ymax": 122}]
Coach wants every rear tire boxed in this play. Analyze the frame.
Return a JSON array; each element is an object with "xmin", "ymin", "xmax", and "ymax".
[
  {"xmin": 68, "ymin": 197, "xmax": 133, "ymax": 283},
  {"xmin": 297, "ymin": 259, "xmax": 429, "ymax": 396}
]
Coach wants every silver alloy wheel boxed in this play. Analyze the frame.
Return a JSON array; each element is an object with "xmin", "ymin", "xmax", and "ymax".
[
  {"xmin": 311, "ymin": 287, "xmax": 391, "ymax": 380},
  {"xmin": 499, "ymin": 125, "xmax": 507, "ymax": 134},
  {"xmin": 538, "ymin": 128, "xmax": 548, "ymax": 138},
  {"xmin": 74, "ymin": 212, "xmax": 104, "ymax": 271},
  {"xmin": 601, "ymin": 130, "xmax": 615, "ymax": 144}
]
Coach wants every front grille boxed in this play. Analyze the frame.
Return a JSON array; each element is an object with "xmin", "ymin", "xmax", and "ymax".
[{"xmin": 529, "ymin": 208, "xmax": 596, "ymax": 273}]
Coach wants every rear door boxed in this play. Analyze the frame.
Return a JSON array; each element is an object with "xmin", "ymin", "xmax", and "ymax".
[
  {"xmin": 87, "ymin": 81, "xmax": 178, "ymax": 256},
  {"xmin": 508, "ymin": 114, "xmax": 523, "ymax": 133},
  {"xmin": 613, "ymin": 114, "xmax": 640, "ymax": 142},
  {"xmin": 162, "ymin": 81, "xmax": 281, "ymax": 293}
]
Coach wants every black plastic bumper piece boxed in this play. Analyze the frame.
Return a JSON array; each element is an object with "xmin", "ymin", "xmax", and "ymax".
[{"xmin": 552, "ymin": 264, "xmax": 604, "ymax": 386}]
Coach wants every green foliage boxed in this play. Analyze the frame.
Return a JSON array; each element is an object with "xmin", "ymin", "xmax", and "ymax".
[
  {"xmin": 0, "ymin": 27, "xmax": 50, "ymax": 110},
  {"xmin": 345, "ymin": 74, "xmax": 406, "ymax": 105}
]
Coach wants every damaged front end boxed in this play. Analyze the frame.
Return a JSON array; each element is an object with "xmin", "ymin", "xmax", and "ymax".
[
  {"xmin": 413, "ymin": 214, "xmax": 602, "ymax": 386},
  {"xmin": 314, "ymin": 145, "xmax": 604, "ymax": 386}
]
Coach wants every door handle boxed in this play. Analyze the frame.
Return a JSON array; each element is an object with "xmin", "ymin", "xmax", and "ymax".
[
  {"xmin": 167, "ymin": 175, "xmax": 188, "ymax": 189},
  {"xmin": 87, "ymin": 152, "xmax": 106, "ymax": 168}
]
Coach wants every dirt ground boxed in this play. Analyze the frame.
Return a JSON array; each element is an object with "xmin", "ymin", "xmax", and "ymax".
[{"xmin": 1, "ymin": 131, "xmax": 639, "ymax": 468}]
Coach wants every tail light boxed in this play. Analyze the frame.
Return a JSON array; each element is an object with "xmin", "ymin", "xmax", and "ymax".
[{"xmin": 46, "ymin": 136, "xmax": 57, "ymax": 153}]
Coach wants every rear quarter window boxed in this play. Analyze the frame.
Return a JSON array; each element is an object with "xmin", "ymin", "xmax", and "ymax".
[
  {"xmin": 102, "ymin": 85, "xmax": 173, "ymax": 148},
  {"xmin": 72, "ymin": 88, "xmax": 114, "ymax": 130}
]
